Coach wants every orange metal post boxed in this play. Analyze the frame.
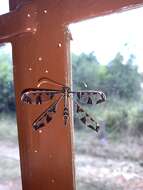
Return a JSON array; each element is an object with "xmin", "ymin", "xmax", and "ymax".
[{"xmin": 0, "ymin": 0, "xmax": 143, "ymax": 189}]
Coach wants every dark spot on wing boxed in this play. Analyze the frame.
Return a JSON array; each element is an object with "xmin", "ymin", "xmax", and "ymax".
[
  {"xmin": 86, "ymin": 113, "xmax": 89, "ymax": 117},
  {"xmin": 77, "ymin": 104, "xmax": 84, "ymax": 113},
  {"xmin": 49, "ymin": 105, "xmax": 56, "ymax": 113},
  {"xmin": 33, "ymin": 122, "xmax": 45, "ymax": 130},
  {"xmin": 87, "ymin": 97, "xmax": 92, "ymax": 104},
  {"xmin": 49, "ymin": 93, "xmax": 54, "ymax": 99},
  {"xmin": 90, "ymin": 117, "xmax": 95, "ymax": 122},
  {"xmin": 46, "ymin": 115, "xmax": 52, "ymax": 123},
  {"xmin": 80, "ymin": 117, "xmax": 86, "ymax": 124},
  {"xmin": 96, "ymin": 99, "xmax": 103, "ymax": 104},
  {"xmin": 22, "ymin": 94, "xmax": 32, "ymax": 104},
  {"xmin": 77, "ymin": 92, "xmax": 81, "ymax": 99},
  {"xmin": 36, "ymin": 95, "xmax": 42, "ymax": 104},
  {"xmin": 87, "ymin": 125, "xmax": 96, "ymax": 131},
  {"xmin": 87, "ymin": 124, "xmax": 99, "ymax": 132},
  {"xmin": 96, "ymin": 124, "xmax": 100, "ymax": 132}
]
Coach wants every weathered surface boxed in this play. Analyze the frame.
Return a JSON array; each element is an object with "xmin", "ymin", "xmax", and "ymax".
[{"xmin": 0, "ymin": 0, "xmax": 143, "ymax": 189}]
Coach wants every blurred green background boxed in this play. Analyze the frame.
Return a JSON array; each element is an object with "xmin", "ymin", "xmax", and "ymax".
[{"xmin": 72, "ymin": 51, "xmax": 143, "ymax": 137}]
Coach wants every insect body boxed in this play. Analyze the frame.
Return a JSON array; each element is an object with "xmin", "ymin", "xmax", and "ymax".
[{"xmin": 21, "ymin": 78, "xmax": 106, "ymax": 132}]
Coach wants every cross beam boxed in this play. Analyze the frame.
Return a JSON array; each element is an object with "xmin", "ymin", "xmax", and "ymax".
[{"xmin": 0, "ymin": 2, "xmax": 37, "ymax": 43}]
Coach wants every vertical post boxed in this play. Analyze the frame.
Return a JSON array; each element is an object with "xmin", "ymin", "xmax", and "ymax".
[{"xmin": 9, "ymin": 1, "xmax": 75, "ymax": 190}]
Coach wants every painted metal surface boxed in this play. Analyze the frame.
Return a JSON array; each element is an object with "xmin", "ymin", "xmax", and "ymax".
[{"xmin": 0, "ymin": 0, "xmax": 143, "ymax": 189}]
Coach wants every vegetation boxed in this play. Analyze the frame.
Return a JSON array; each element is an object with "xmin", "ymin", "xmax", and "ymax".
[
  {"xmin": 0, "ymin": 113, "xmax": 18, "ymax": 142},
  {"xmin": 0, "ymin": 47, "xmax": 15, "ymax": 112},
  {"xmin": 72, "ymin": 52, "xmax": 142, "ymax": 99},
  {"xmin": 72, "ymin": 51, "xmax": 143, "ymax": 136}
]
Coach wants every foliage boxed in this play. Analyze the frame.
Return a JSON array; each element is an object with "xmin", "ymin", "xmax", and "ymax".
[
  {"xmin": 72, "ymin": 52, "xmax": 143, "ymax": 136},
  {"xmin": 72, "ymin": 52, "xmax": 100, "ymax": 90},
  {"xmin": 0, "ymin": 50, "xmax": 15, "ymax": 112},
  {"xmin": 72, "ymin": 52, "xmax": 142, "ymax": 99},
  {"xmin": 104, "ymin": 108, "xmax": 128, "ymax": 133},
  {"xmin": 105, "ymin": 53, "xmax": 141, "ymax": 98},
  {"xmin": 0, "ymin": 113, "xmax": 18, "ymax": 142},
  {"xmin": 130, "ymin": 107, "xmax": 143, "ymax": 136}
]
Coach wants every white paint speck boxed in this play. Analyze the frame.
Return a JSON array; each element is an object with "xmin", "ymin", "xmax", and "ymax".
[
  {"xmin": 26, "ymin": 28, "xmax": 31, "ymax": 31},
  {"xmin": 39, "ymin": 130, "xmax": 42, "ymax": 133},
  {"xmin": 28, "ymin": 68, "xmax": 32, "ymax": 71},
  {"xmin": 38, "ymin": 57, "xmax": 42, "ymax": 61},
  {"xmin": 58, "ymin": 43, "xmax": 62, "ymax": 47},
  {"xmin": 27, "ymin": 14, "xmax": 31, "ymax": 18},
  {"xmin": 43, "ymin": 10, "xmax": 48, "ymax": 14},
  {"xmin": 33, "ymin": 28, "xmax": 37, "ymax": 32}
]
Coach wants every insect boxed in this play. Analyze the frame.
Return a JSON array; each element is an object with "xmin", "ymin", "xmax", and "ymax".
[{"xmin": 21, "ymin": 77, "xmax": 106, "ymax": 132}]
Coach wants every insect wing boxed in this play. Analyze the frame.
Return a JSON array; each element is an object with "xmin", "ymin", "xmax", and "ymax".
[
  {"xmin": 75, "ymin": 91, "xmax": 106, "ymax": 105},
  {"xmin": 21, "ymin": 88, "xmax": 62, "ymax": 105},
  {"xmin": 32, "ymin": 95, "xmax": 63, "ymax": 130},
  {"xmin": 96, "ymin": 91, "xmax": 106, "ymax": 104},
  {"xmin": 33, "ymin": 111, "xmax": 53, "ymax": 130},
  {"xmin": 74, "ymin": 101, "xmax": 100, "ymax": 132}
]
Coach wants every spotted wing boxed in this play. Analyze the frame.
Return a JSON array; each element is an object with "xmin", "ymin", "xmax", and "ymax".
[
  {"xmin": 21, "ymin": 88, "xmax": 62, "ymax": 105},
  {"xmin": 74, "ymin": 100, "xmax": 100, "ymax": 132},
  {"xmin": 74, "ymin": 90, "xmax": 106, "ymax": 105},
  {"xmin": 32, "ymin": 95, "xmax": 64, "ymax": 130}
]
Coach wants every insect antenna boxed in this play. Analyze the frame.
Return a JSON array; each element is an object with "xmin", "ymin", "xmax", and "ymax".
[{"xmin": 37, "ymin": 77, "xmax": 64, "ymax": 88}]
